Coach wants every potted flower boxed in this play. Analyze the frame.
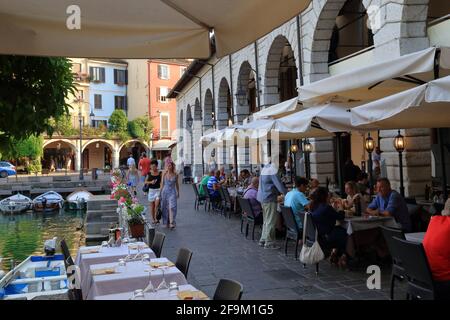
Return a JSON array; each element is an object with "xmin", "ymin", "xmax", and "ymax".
[{"xmin": 127, "ymin": 203, "xmax": 146, "ymax": 238}]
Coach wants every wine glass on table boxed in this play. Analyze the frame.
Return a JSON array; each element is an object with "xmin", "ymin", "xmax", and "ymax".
[{"xmin": 156, "ymin": 266, "xmax": 169, "ymax": 291}]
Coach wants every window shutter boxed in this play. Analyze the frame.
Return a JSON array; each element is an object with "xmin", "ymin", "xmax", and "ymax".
[
  {"xmin": 158, "ymin": 65, "xmax": 162, "ymax": 78},
  {"xmin": 125, "ymin": 70, "xmax": 128, "ymax": 84},
  {"xmin": 157, "ymin": 87, "xmax": 160, "ymax": 101},
  {"xmin": 114, "ymin": 69, "xmax": 117, "ymax": 84},
  {"xmin": 114, "ymin": 96, "xmax": 118, "ymax": 109},
  {"xmin": 101, "ymin": 68, "xmax": 105, "ymax": 82},
  {"xmin": 89, "ymin": 67, "xmax": 93, "ymax": 81}
]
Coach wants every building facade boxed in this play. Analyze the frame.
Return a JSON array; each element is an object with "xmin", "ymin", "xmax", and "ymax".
[
  {"xmin": 170, "ymin": 0, "xmax": 450, "ymax": 198},
  {"xmin": 147, "ymin": 59, "xmax": 190, "ymax": 159}
]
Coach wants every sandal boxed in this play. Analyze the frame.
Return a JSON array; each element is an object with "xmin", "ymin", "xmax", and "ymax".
[
  {"xmin": 169, "ymin": 223, "xmax": 175, "ymax": 230},
  {"xmin": 338, "ymin": 254, "xmax": 348, "ymax": 269}
]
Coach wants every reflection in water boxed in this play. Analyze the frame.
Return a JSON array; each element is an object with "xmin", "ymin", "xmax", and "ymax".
[{"xmin": 0, "ymin": 209, "xmax": 85, "ymax": 271}]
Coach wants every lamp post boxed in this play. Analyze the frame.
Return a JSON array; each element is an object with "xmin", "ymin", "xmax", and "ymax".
[
  {"xmin": 78, "ymin": 104, "xmax": 84, "ymax": 181},
  {"xmin": 303, "ymin": 138, "xmax": 312, "ymax": 180},
  {"xmin": 186, "ymin": 114, "xmax": 193, "ymax": 167},
  {"xmin": 365, "ymin": 133, "xmax": 375, "ymax": 196},
  {"xmin": 394, "ymin": 130, "xmax": 406, "ymax": 197},
  {"xmin": 89, "ymin": 109, "xmax": 95, "ymax": 127},
  {"xmin": 290, "ymin": 142, "xmax": 298, "ymax": 182}
]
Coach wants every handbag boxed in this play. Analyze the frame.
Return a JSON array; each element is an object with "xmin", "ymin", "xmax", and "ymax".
[
  {"xmin": 299, "ymin": 213, "xmax": 325, "ymax": 265},
  {"xmin": 142, "ymin": 183, "xmax": 150, "ymax": 193},
  {"xmin": 156, "ymin": 204, "xmax": 162, "ymax": 221}
]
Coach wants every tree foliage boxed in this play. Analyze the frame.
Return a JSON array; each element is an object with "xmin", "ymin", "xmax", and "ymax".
[
  {"xmin": 49, "ymin": 114, "xmax": 77, "ymax": 136},
  {"xmin": 108, "ymin": 109, "xmax": 128, "ymax": 133},
  {"xmin": 1, "ymin": 135, "xmax": 43, "ymax": 160},
  {"xmin": 0, "ymin": 56, "xmax": 75, "ymax": 146},
  {"xmin": 133, "ymin": 116, "xmax": 153, "ymax": 140}
]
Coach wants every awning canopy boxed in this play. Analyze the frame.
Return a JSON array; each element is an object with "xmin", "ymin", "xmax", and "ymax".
[
  {"xmin": 298, "ymin": 47, "xmax": 450, "ymax": 106},
  {"xmin": 235, "ymin": 103, "xmax": 354, "ymax": 140},
  {"xmin": 251, "ymin": 97, "xmax": 301, "ymax": 120},
  {"xmin": 0, "ymin": 0, "xmax": 311, "ymax": 58},
  {"xmin": 351, "ymin": 75, "xmax": 450, "ymax": 130},
  {"xmin": 151, "ymin": 139, "xmax": 176, "ymax": 151}
]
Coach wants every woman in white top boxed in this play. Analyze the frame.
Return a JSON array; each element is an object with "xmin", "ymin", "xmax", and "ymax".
[{"xmin": 343, "ymin": 181, "xmax": 367, "ymax": 215}]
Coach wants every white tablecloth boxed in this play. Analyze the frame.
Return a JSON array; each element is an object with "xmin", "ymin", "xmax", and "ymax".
[
  {"xmin": 405, "ymin": 232, "xmax": 425, "ymax": 243},
  {"xmin": 94, "ymin": 284, "xmax": 207, "ymax": 300},
  {"xmin": 84, "ymin": 258, "xmax": 187, "ymax": 300},
  {"xmin": 340, "ymin": 216, "xmax": 399, "ymax": 235},
  {"xmin": 75, "ymin": 242, "xmax": 155, "ymax": 298}
]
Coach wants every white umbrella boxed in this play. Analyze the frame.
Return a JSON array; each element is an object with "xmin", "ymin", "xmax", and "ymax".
[
  {"xmin": 351, "ymin": 75, "xmax": 450, "ymax": 129},
  {"xmin": 0, "ymin": 0, "xmax": 311, "ymax": 58},
  {"xmin": 251, "ymin": 97, "xmax": 301, "ymax": 120},
  {"xmin": 237, "ymin": 103, "xmax": 355, "ymax": 140},
  {"xmin": 298, "ymin": 47, "xmax": 450, "ymax": 106}
]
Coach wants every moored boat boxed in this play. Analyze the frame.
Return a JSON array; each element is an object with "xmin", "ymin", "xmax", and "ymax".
[
  {"xmin": 0, "ymin": 238, "xmax": 68, "ymax": 300},
  {"xmin": 66, "ymin": 189, "xmax": 93, "ymax": 210},
  {"xmin": 0, "ymin": 193, "xmax": 32, "ymax": 214},
  {"xmin": 32, "ymin": 191, "xmax": 64, "ymax": 212}
]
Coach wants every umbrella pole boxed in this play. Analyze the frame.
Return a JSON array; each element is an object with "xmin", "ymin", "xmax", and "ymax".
[
  {"xmin": 234, "ymin": 143, "xmax": 238, "ymax": 181},
  {"xmin": 438, "ymin": 128, "xmax": 448, "ymax": 200},
  {"xmin": 335, "ymin": 133, "xmax": 345, "ymax": 195}
]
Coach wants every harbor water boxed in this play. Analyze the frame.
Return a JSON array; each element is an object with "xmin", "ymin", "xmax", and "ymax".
[{"xmin": 0, "ymin": 209, "xmax": 85, "ymax": 271}]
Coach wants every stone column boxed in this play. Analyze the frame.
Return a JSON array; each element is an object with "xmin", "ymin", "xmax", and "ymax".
[
  {"xmin": 75, "ymin": 148, "xmax": 81, "ymax": 171},
  {"xmin": 112, "ymin": 149, "xmax": 120, "ymax": 169},
  {"xmin": 379, "ymin": 129, "xmax": 431, "ymax": 197},
  {"xmin": 309, "ymin": 137, "xmax": 336, "ymax": 185},
  {"xmin": 192, "ymin": 121, "xmax": 203, "ymax": 177}
]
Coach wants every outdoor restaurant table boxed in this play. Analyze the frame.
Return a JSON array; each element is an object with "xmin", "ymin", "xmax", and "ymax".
[
  {"xmin": 94, "ymin": 284, "xmax": 209, "ymax": 300},
  {"xmin": 339, "ymin": 216, "xmax": 399, "ymax": 258},
  {"xmin": 84, "ymin": 257, "xmax": 187, "ymax": 300},
  {"xmin": 75, "ymin": 242, "xmax": 156, "ymax": 293},
  {"xmin": 340, "ymin": 216, "xmax": 399, "ymax": 235},
  {"xmin": 405, "ymin": 232, "xmax": 426, "ymax": 244}
]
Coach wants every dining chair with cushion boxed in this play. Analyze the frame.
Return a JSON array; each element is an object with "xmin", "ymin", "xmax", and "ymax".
[
  {"xmin": 380, "ymin": 226, "xmax": 406, "ymax": 300},
  {"xmin": 150, "ymin": 231, "xmax": 166, "ymax": 258},
  {"xmin": 175, "ymin": 248, "xmax": 193, "ymax": 278},
  {"xmin": 391, "ymin": 237, "xmax": 443, "ymax": 300},
  {"xmin": 280, "ymin": 206, "xmax": 302, "ymax": 260},
  {"xmin": 213, "ymin": 279, "xmax": 243, "ymax": 300}
]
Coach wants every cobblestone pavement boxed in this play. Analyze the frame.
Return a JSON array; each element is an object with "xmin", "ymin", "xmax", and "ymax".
[{"xmin": 139, "ymin": 183, "xmax": 407, "ymax": 300}]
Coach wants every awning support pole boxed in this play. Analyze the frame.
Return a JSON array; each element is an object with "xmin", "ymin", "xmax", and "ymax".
[
  {"xmin": 438, "ymin": 128, "xmax": 448, "ymax": 200},
  {"xmin": 335, "ymin": 133, "xmax": 345, "ymax": 195}
]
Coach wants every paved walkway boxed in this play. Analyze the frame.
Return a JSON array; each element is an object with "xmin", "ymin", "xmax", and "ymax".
[{"xmin": 139, "ymin": 183, "xmax": 407, "ymax": 300}]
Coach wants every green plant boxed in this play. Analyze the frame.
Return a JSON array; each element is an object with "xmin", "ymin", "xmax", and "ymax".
[
  {"xmin": 49, "ymin": 114, "xmax": 77, "ymax": 136},
  {"xmin": 117, "ymin": 131, "xmax": 131, "ymax": 143},
  {"xmin": 108, "ymin": 110, "xmax": 128, "ymax": 133},
  {"xmin": 127, "ymin": 120, "xmax": 145, "ymax": 139},
  {"xmin": 0, "ymin": 56, "xmax": 76, "ymax": 145},
  {"xmin": 27, "ymin": 159, "xmax": 42, "ymax": 175},
  {"xmin": 127, "ymin": 204, "xmax": 145, "ymax": 226}
]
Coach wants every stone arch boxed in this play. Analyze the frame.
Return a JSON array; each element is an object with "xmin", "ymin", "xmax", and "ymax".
[
  {"xmin": 303, "ymin": 0, "xmax": 377, "ymax": 83},
  {"xmin": 82, "ymin": 140, "xmax": 114, "ymax": 170},
  {"xmin": 203, "ymin": 89, "xmax": 214, "ymax": 130},
  {"xmin": 217, "ymin": 77, "xmax": 233, "ymax": 129},
  {"xmin": 264, "ymin": 35, "xmax": 298, "ymax": 107},
  {"xmin": 43, "ymin": 138, "xmax": 77, "ymax": 150},
  {"xmin": 42, "ymin": 139, "xmax": 78, "ymax": 171},
  {"xmin": 118, "ymin": 139, "xmax": 149, "ymax": 152},
  {"xmin": 81, "ymin": 139, "xmax": 114, "ymax": 152},
  {"xmin": 236, "ymin": 61, "xmax": 258, "ymax": 123}
]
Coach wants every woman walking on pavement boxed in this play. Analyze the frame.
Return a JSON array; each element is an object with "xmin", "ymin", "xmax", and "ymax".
[
  {"xmin": 160, "ymin": 161, "xmax": 179, "ymax": 230},
  {"xmin": 145, "ymin": 159, "xmax": 162, "ymax": 225},
  {"xmin": 126, "ymin": 164, "xmax": 139, "ymax": 196}
]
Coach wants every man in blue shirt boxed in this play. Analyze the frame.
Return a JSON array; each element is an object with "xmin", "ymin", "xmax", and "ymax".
[
  {"xmin": 207, "ymin": 170, "xmax": 221, "ymax": 204},
  {"xmin": 366, "ymin": 178, "xmax": 412, "ymax": 232},
  {"xmin": 257, "ymin": 162, "xmax": 287, "ymax": 249},
  {"xmin": 284, "ymin": 177, "xmax": 310, "ymax": 229}
]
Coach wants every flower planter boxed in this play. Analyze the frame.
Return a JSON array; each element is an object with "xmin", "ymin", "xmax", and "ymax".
[{"xmin": 129, "ymin": 223, "xmax": 145, "ymax": 238}]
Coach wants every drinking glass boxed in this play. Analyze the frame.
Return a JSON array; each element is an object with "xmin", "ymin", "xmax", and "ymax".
[
  {"xmin": 156, "ymin": 266, "xmax": 169, "ymax": 291},
  {"xmin": 168, "ymin": 282, "xmax": 179, "ymax": 297},
  {"xmin": 143, "ymin": 266, "xmax": 155, "ymax": 293},
  {"xmin": 130, "ymin": 289, "xmax": 145, "ymax": 300},
  {"xmin": 117, "ymin": 258, "xmax": 126, "ymax": 273}
]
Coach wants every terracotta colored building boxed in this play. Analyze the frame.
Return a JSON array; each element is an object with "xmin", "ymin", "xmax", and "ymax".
[{"xmin": 147, "ymin": 59, "xmax": 190, "ymax": 160}]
